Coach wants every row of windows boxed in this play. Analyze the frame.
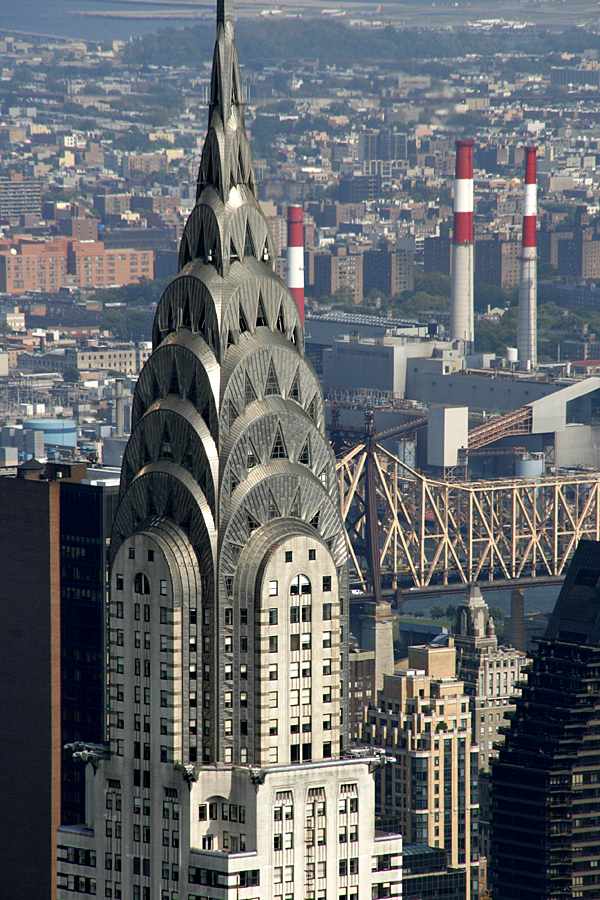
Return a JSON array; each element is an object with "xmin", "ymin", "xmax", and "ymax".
[
  {"xmin": 269, "ymin": 575, "xmax": 332, "ymax": 596},
  {"xmin": 115, "ymin": 572, "xmax": 168, "ymax": 595},
  {"xmin": 267, "ymin": 604, "xmax": 333, "ymax": 625},
  {"xmin": 198, "ymin": 802, "xmax": 246, "ymax": 822}
]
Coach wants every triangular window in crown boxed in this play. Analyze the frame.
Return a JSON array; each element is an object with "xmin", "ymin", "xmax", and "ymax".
[
  {"xmin": 198, "ymin": 302, "xmax": 206, "ymax": 335},
  {"xmin": 195, "ymin": 223, "xmax": 204, "ymax": 261},
  {"xmin": 181, "ymin": 296, "xmax": 191, "ymax": 329},
  {"xmin": 204, "ymin": 149, "xmax": 213, "ymax": 187},
  {"xmin": 239, "ymin": 302, "xmax": 249, "ymax": 334},
  {"xmin": 159, "ymin": 423, "xmax": 174, "ymax": 460},
  {"xmin": 292, "ymin": 326, "xmax": 300, "ymax": 348},
  {"xmin": 247, "ymin": 511, "xmax": 260, "ymax": 535},
  {"xmin": 268, "ymin": 490, "xmax": 280, "ymax": 520},
  {"xmin": 227, "ymin": 329, "xmax": 235, "ymax": 350},
  {"xmin": 152, "ymin": 372, "xmax": 161, "ymax": 402},
  {"xmin": 168, "ymin": 362, "xmax": 180, "ymax": 397},
  {"xmin": 183, "ymin": 438, "xmax": 195, "ymax": 473},
  {"xmin": 289, "ymin": 369, "xmax": 300, "ymax": 402},
  {"xmin": 319, "ymin": 467, "xmax": 328, "ymax": 488},
  {"xmin": 298, "ymin": 436, "xmax": 311, "ymax": 466},
  {"xmin": 289, "ymin": 488, "xmax": 300, "ymax": 518},
  {"xmin": 181, "ymin": 238, "xmax": 192, "ymax": 268},
  {"xmin": 247, "ymin": 439, "xmax": 259, "ymax": 470},
  {"xmin": 244, "ymin": 372, "xmax": 257, "ymax": 406},
  {"xmin": 270, "ymin": 424, "xmax": 287, "ymax": 460},
  {"xmin": 201, "ymin": 401, "xmax": 211, "ymax": 431},
  {"xmin": 264, "ymin": 359, "xmax": 280, "ymax": 396},
  {"xmin": 307, "ymin": 394, "xmax": 317, "ymax": 422},
  {"xmin": 229, "ymin": 397, "xmax": 239, "ymax": 424},
  {"xmin": 213, "ymin": 160, "xmax": 221, "ymax": 196},
  {"xmin": 164, "ymin": 492, "xmax": 175, "ymax": 521},
  {"xmin": 167, "ymin": 303, "xmax": 175, "ymax": 334},
  {"xmin": 309, "ymin": 508, "xmax": 321, "ymax": 531},
  {"xmin": 238, "ymin": 147, "xmax": 245, "ymax": 184},
  {"xmin": 276, "ymin": 304, "xmax": 285, "ymax": 333},
  {"xmin": 141, "ymin": 439, "xmax": 152, "ymax": 468},
  {"xmin": 232, "ymin": 72, "xmax": 239, "ymax": 105},
  {"xmin": 244, "ymin": 219, "xmax": 255, "ymax": 258},
  {"xmin": 262, "ymin": 237, "xmax": 270, "ymax": 263},
  {"xmin": 256, "ymin": 293, "xmax": 268, "ymax": 327},
  {"xmin": 199, "ymin": 469, "xmax": 207, "ymax": 494},
  {"xmin": 148, "ymin": 488, "xmax": 158, "ymax": 517},
  {"xmin": 187, "ymin": 377, "xmax": 197, "ymax": 408},
  {"xmin": 180, "ymin": 511, "xmax": 192, "ymax": 536},
  {"xmin": 230, "ymin": 471, "xmax": 239, "ymax": 494},
  {"xmin": 207, "ymin": 239, "xmax": 218, "ymax": 267},
  {"xmin": 230, "ymin": 237, "xmax": 239, "ymax": 263}
]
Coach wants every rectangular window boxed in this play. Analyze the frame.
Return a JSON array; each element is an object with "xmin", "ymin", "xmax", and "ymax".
[
  {"xmin": 269, "ymin": 691, "xmax": 278, "ymax": 708},
  {"xmin": 290, "ymin": 607, "xmax": 299, "ymax": 624},
  {"xmin": 323, "ymin": 659, "xmax": 332, "ymax": 675},
  {"xmin": 269, "ymin": 580, "xmax": 278, "ymax": 596},
  {"xmin": 323, "ymin": 632, "xmax": 332, "ymax": 648},
  {"xmin": 323, "ymin": 576, "xmax": 332, "ymax": 592},
  {"xmin": 270, "ymin": 635, "xmax": 278, "ymax": 652},
  {"xmin": 225, "ymin": 608, "xmax": 233, "ymax": 625},
  {"xmin": 269, "ymin": 608, "xmax": 278, "ymax": 625},
  {"xmin": 302, "ymin": 633, "xmax": 312, "ymax": 650},
  {"xmin": 301, "ymin": 606, "xmax": 312, "ymax": 622},
  {"xmin": 323, "ymin": 603, "xmax": 332, "ymax": 621}
]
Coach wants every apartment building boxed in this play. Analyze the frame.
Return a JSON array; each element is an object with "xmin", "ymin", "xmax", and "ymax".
[{"xmin": 0, "ymin": 239, "xmax": 154, "ymax": 294}]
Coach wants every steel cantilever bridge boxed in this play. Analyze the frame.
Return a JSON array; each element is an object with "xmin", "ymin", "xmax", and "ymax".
[{"xmin": 333, "ymin": 408, "xmax": 600, "ymax": 596}]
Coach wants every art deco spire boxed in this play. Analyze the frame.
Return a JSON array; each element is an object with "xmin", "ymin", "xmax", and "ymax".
[{"xmin": 110, "ymin": 0, "xmax": 348, "ymax": 769}]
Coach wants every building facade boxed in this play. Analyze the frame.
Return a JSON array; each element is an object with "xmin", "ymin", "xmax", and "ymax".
[
  {"xmin": 491, "ymin": 540, "xmax": 600, "ymax": 900},
  {"xmin": 453, "ymin": 583, "xmax": 529, "ymax": 772},
  {"xmin": 0, "ymin": 238, "xmax": 153, "ymax": 294},
  {"xmin": 57, "ymin": 4, "xmax": 402, "ymax": 899},
  {"xmin": 362, "ymin": 640, "xmax": 480, "ymax": 900}
]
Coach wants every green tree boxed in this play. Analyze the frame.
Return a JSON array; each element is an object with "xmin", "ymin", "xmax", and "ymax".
[
  {"xmin": 63, "ymin": 367, "xmax": 80, "ymax": 383},
  {"xmin": 445, "ymin": 604, "xmax": 457, "ymax": 621},
  {"xmin": 488, "ymin": 605, "xmax": 504, "ymax": 621},
  {"xmin": 430, "ymin": 605, "xmax": 446, "ymax": 619}
]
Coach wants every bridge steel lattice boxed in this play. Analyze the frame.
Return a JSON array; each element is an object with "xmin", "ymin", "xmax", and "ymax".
[{"xmin": 336, "ymin": 441, "xmax": 600, "ymax": 590}]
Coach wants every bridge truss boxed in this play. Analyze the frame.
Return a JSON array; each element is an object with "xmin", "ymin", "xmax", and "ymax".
[{"xmin": 337, "ymin": 440, "xmax": 600, "ymax": 590}]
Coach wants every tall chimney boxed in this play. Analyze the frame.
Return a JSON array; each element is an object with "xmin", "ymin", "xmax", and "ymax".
[
  {"xmin": 517, "ymin": 146, "xmax": 538, "ymax": 371},
  {"xmin": 116, "ymin": 379, "xmax": 124, "ymax": 438},
  {"xmin": 450, "ymin": 139, "xmax": 474, "ymax": 351},
  {"xmin": 287, "ymin": 205, "xmax": 304, "ymax": 323}
]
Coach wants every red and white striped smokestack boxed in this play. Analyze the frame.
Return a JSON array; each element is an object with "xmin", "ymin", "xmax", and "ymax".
[
  {"xmin": 287, "ymin": 205, "xmax": 304, "ymax": 323},
  {"xmin": 517, "ymin": 147, "xmax": 538, "ymax": 371},
  {"xmin": 450, "ymin": 139, "xmax": 474, "ymax": 350}
]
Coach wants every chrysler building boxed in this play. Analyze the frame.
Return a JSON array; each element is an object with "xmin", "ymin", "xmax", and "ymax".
[{"xmin": 57, "ymin": 3, "xmax": 402, "ymax": 898}]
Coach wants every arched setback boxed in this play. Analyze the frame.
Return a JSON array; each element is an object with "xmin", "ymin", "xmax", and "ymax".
[
  {"xmin": 106, "ymin": 522, "xmax": 201, "ymax": 886},
  {"xmin": 253, "ymin": 533, "xmax": 341, "ymax": 767}
]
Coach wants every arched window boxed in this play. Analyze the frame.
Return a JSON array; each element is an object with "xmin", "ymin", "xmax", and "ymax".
[
  {"xmin": 290, "ymin": 574, "xmax": 311, "ymax": 596},
  {"xmin": 134, "ymin": 573, "xmax": 150, "ymax": 595}
]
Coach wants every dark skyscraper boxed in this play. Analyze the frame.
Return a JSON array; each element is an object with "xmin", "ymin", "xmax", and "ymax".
[{"xmin": 491, "ymin": 540, "xmax": 600, "ymax": 900}]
